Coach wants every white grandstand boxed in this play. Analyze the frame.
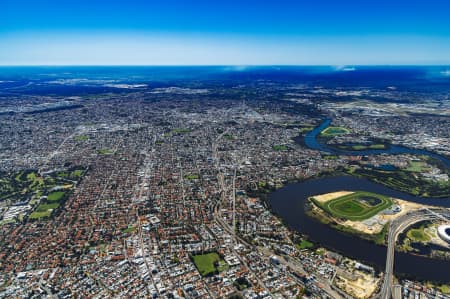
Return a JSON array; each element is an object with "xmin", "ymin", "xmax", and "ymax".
[{"xmin": 437, "ymin": 224, "xmax": 450, "ymax": 243}]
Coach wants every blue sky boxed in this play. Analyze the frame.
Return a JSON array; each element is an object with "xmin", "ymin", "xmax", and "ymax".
[{"xmin": 1, "ymin": 0, "xmax": 450, "ymax": 65}]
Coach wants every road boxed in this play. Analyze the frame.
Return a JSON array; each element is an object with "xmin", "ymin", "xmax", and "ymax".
[
  {"xmin": 211, "ymin": 131, "xmax": 343, "ymax": 299},
  {"xmin": 379, "ymin": 208, "xmax": 450, "ymax": 299}
]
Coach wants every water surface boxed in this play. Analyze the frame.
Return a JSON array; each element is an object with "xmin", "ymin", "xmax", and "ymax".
[
  {"xmin": 303, "ymin": 119, "xmax": 450, "ymax": 169},
  {"xmin": 268, "ymin": 176, "xmax": 450, "ymax": 282}
]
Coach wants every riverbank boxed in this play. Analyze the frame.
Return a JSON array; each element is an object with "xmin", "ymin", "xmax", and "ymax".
[
  {"xmin": 345, "ymin": 166, "xmax": 450, "ymax": 198},
  {"xmin": 266, "ymin": 175, "xmax": 450, "ymax": 283},
  {"xmin": 302, "ymin": 118, "xmax": 450, "ymax": 169},
  {"xmin": 305, "ymin": 200, "xmax": 388, "ymax": 245},
  {"xmin": 398, "ymin": 221, "xmax": 450, "ymax": 261},
  {"xmin": 306, "ymin": 191, "xmax": 442, "ymax": 246}
]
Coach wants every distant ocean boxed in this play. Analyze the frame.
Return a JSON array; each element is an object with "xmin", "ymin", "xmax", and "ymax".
[{"xmin": 1, "ymin": 66, "xmax": 450, "ymax": 95}]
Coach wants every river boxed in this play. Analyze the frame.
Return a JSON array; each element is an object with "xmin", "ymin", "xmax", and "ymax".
[
  {"xmin": 304, "ymin": 119, "xmax": 450, "ymax": 169},
  {"xmin": 268, "ymin": 119, "xmax": 450, "ymax": 282},
  {"xmin": 267, "ymin": 176, "xmax": 450, "ymax": 282}
]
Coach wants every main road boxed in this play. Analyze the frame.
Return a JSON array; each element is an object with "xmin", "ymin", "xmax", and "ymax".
[{"xmin": 379, "ymin": 208, "xmax": 450, "ymax": 299}]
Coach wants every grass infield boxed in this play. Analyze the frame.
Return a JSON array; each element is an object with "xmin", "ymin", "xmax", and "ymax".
[
  {"xmin": 320, "ymin": 126, "xmax": 350, "ymax": 137},
  {"xmin": 312, "ymin": 191, "xmax": 393, "ymax": 221}
]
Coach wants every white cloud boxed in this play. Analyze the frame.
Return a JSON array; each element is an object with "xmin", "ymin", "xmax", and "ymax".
[{"xmin": 334, "ymin": 65, "xmax": 356, "ymax": 71}]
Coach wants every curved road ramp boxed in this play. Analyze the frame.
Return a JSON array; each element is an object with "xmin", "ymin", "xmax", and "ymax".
[{"xmin": 378, "ymin": 208, "xmax": 450, "ymax": 299}]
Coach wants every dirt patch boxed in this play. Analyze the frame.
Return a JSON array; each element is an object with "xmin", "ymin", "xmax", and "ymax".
[
  {"xmin": 334, "ymin": 268, "xmax": 380, "ymax": 299},
  {"xmin": 378, "ymin": 199, "xmax": 423, "ymax": 222},
  {"xmin": 311, "ymin": 191, "xmax": 442, "ymax": 235},
  {"xmin": 312, "ymin": 191, "xmax": 354, "ymax": 204}
]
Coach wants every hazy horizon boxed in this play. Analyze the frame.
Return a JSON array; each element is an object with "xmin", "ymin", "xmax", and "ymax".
[{"xmin": 1, "ymin": 0, "xmax": 450, "ymax": 65}]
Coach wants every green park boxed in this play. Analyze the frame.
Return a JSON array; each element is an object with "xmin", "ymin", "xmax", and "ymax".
[
  {"xmin": 192, "ymin": 252, "xmax": 228, "ymax": 276},
  {"xmin": 320, "ymin": 126, "xmax": 350, "ymax": 137},
  {"xmin": 311, "ymin": 191, "xmax": 393, "ymax": 221}
]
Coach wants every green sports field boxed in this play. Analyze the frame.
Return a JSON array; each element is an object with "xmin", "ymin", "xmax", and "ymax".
[
  {"xmin": 320, "ymin": 126, "xmax": 350, "ymax": 137},
  {"xmin": 192, "ymin": 252, "xmax": 228, "ymax": 276},
  {"xmin": 312, "ymin": 191, "xmax": 393, "ymax": 221}
]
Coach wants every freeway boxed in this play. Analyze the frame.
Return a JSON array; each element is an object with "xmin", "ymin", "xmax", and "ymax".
[{"xmin": 379, "ymin": 208, "xmax": 450, "ymax": 299}]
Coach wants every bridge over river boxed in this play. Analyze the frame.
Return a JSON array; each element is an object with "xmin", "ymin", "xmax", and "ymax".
[{"xmin": 379, "ymin": 208, "xmax": 450, "ymax": 299}]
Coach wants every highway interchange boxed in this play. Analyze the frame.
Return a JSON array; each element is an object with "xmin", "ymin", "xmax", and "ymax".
[{"xmin": 379, "ymin": 209, "xmax": 450, "ymax": 299}]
